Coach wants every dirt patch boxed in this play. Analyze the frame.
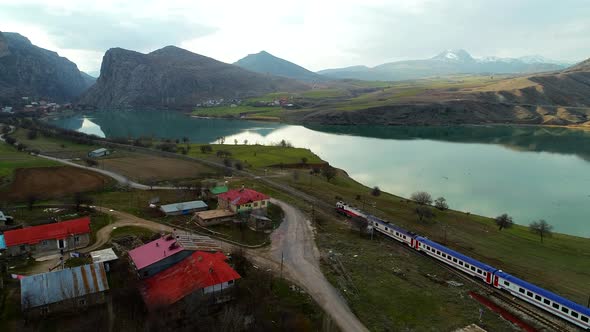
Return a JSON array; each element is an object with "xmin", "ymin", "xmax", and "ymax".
[
  {"xmin": 0, "ymin": 166, "xmax": 109, "ymax": 202},
  {"xmin": 98, "ymin": 155, "xmax": 217, "ymax": 182}
]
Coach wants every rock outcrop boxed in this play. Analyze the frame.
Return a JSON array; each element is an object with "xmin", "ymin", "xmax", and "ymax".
[
  {"xmin": 0, "ymin": 31, "xmax": 93, "ymax": 103},
  {"xmin": 79, "ymin": 46, "xmax": 309, "ymax": 109}
]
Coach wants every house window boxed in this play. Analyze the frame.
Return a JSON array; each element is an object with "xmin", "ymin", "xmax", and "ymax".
[
  {"xmin": 74, "ymin": 236, "xmax": 80, "ymax": 244},
  {"xmin": 561, "ymin": 307, "xmax": 569, "ymax": 314},
  {"xmin": 42, "ymin": 240, "xmax": 48, "ymax": 246},
  {"xmin": 20, "ymin": 245, "xmax": 26, "ymax": 252},
  {"xmin": 228, "ymin": 280, "xmax": 234, "ymax": 285},
  {"xmin": 254, "ymin": 202, "xmax": 258, "ymax": 207},
  {"xmin": 40, "ymin": 306, "xmax": 49, "ymax": 315},
  {"xmin": 543, "ymin": 299, "xmax": 550, "ymax": 305},
  {"xmin": 79, "ymin": 298, "xmax": 86, "ymax": 305}
]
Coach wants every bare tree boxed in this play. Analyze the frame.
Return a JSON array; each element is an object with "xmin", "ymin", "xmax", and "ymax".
[
  {"xmin": 411, "ymin": 191, "xmax": 432, "ymax": 205},
  {"xmin": 350, "ymin": 216, "xmax": 368, "ymax": 237},
  {"xmin": 371, "ymin": 186, "xmax": 381, "ymax": 197},
  {"xmin": 434, "ymin": 197, "xmax": 449, "ymax": 211},
  {"xmin": 321, "ymin": 166, "xmax": 337, "ymax": 182},
  {"xmin": 529, "ymin": 219, "xmax": 553, "ymax": 243},
  {"xmin": 495, "ymin": 213, "xmax": 514, "ymax": 230},
  {"xmin": 234, "ymin": 138, "xmax": 238, "ymax": 145},
  {"xmin": 416, "ymin": 206, "xmax": 434, "ymax": 223}
]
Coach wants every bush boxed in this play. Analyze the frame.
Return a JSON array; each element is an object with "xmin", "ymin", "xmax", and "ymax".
[
  {"xmin": 200, "ymin": 145, "xmax": 213, "ymax": 154},
  {"xmin": 27, "ymin": 129, "xmax": 38, "ymax": 140},
  {"xmin": 434, "ymin": 197, "xmax": 448, "ymax": 210},
  {"xmin": 410, "ymin": 191, "xmax": 432, "ymax": 205}
]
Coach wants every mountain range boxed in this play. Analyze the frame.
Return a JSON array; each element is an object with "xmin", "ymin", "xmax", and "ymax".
[
  {"xmin": 79, "ymin": 46, "xmax": 308, "ymax": 109},
  {"xmin": 0, "ymin": 31, "xmax": 94, "ymax": 104},
  {"xmin": 318, "ymin": 49, "xmax": 570, "ymax": 81},
  {"xmin": 234, "ymin": 51, "xmax": 325, "ymax": 82}
]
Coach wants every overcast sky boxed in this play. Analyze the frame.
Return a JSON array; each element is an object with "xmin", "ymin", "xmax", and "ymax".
[{"xmin": 1, "ymin": 0, "xmax": 589, "ymax": 73}]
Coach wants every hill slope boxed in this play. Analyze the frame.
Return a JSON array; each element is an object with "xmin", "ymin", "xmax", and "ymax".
[
  {"xmin": 294, "ymin": 57, "xmax": 590, "ymax": 126},
  {"xmin": 318, "ymin": 49, "xmax": 566, "ymax": 81},
  {"xmin": 234, "ymin": 51, "xmax": 325, "ymax": 82},
  {"xmin": 79, "ymin": 46, "xmax": 309, "ymax": 109},
  {"xmin": 0, "ymin": 31, "xmax": 93, "ymax": 104}
]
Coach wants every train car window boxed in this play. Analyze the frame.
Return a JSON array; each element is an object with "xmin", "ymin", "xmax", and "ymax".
[
  {"xmin": 581, "ymin": 315, "xmax": 588, "ymax": 322},
  {"xmin": 503, "ymin": 281, "xmax": 509, "ymax": 286},
  {"xmin": 526, "ymin": 291, "xmax": 533, "ymax": 297},
  {"xmin": 453, "ymin": 258, "xmax": 457, "ymax": 263},
  {"xmin": 477, "ymin": 269, "xmax": 482, "ymax": 274},
  {"xmin": 534, "ymin": 295, "xmax": 541, "ymax": 301},
  {"xmin": 385, "ymin": 227, "xmax": 388, "ymax": 231},
  {"xmin": 561, "ymin": 307, "xmax": 569, "ymax": 314},
  {"xmin": 471, "ymin": 267, "xmax": 476, "ymax": 271},
  {"xmin": 436, "ymin": 250, "xmax": 440, "ymax": 255},
  {"xmin": 459, "ymin": 261, "xmax": 464, "ymax": 266},
  {"xmin": 571, "ymin": 311, "xmax": 578, "ymax": 318},
  {"xmin": 518, "ymin": 288, "xmax": 525, "ymax": 294},
  {"xmin": 543, "ymin": 299, "xmax": 549, "ymax": 305},
  {"xmin": 552, "ymin": 303, "xmax": 559, "ymax": 309}
]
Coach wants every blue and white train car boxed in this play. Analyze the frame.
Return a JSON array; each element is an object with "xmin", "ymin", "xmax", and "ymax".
[
  {"xmin": 416, "ymin": 237, "xmax": 497, "ymax": 284},
  {"xmin": 494, "ymin": 271, "xmax": 590, "ymax": 330},
  {"xmin": 366, "ymin": 214, "xmax": 417, "ymax": 247}
]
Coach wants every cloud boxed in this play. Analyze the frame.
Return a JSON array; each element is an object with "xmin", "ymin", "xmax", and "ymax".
[{"xmin": 0, "ymin": 0, "xmax": 589, "ymax": 72}]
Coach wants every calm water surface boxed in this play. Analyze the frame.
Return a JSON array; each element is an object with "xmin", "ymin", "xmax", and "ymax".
[{"xmin": 49, "ymin": 110, "xmax": 590, "ymax": 237}]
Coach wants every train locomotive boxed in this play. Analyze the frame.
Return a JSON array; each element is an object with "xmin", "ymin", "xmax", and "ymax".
[{"xmin": 336, "ymin": 201, "xmax": 590, "ymax": 330}]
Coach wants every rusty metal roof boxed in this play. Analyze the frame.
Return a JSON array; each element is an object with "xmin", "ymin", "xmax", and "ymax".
[{"xmin": 20, "ymin": 263, "xmax": 109, "ymax": 310}]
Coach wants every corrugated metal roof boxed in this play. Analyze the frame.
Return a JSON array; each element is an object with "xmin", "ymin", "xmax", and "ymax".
[
  {"xmin": 90, "ymin": 148, "xmax": 108, "ymax": 154},
  {"xmin": 0, "ymin": 234, "xmax": 6, "ymax": 250},
  {"xmin": 90, "ymin": 248, "xmax": 118, "ymax": 263},
  {"xmin": 160, "ymin": 200, "xmax": 208, "ymax": 214},
  {"xmin": 20, "ymin": 263, "xmax": 109, "ymax": 310},
  {"xmin": 218, "ymin": 188, "xmax": 269, "ymax": 206}
]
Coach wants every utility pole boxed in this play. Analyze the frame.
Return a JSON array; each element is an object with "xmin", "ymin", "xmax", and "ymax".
[{"xmin": 280, "ymin": 251, "xmax": 284, "ymax": 279}]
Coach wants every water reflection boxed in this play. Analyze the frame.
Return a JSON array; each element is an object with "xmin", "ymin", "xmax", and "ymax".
[{"xmin": 48, "ymin": 111, "xmax": 590, "ymax": 237}]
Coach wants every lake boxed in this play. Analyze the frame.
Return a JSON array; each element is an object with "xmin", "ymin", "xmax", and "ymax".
[{"xmin": 48, "ymin": 110, "xmax": 590, "ymax": 237}]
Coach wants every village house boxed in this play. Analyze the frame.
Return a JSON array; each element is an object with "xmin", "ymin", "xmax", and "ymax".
[
  {"xmin": 20, "ymin": 263, "xmax": 110, "ymax": 318},
  {"xmin": 139, "ymin": 251, "xmax": 241, "ymax": 311},
  {"xmin": 159, "ymin": 200, "xmax": 208, "ymax": 216},
  {"xmin": 87, "ymin": 148, "xmax": 110, "ymax": 158},
  {"xmin": 128, "ymin": 232, "xmax": 220, "ymax": 279},
  {"xmin": 0, "ymin": 210, "xmax": 14, "ymax": 226},
  {"xmin": 90, "ymin": 247, "xmax": 119, "ymax": 272},
  {"xmin": 2, "ymin": 217, "xmax": 91, "ymax": 257},
  {"xmin": 217, "ymin": 187, "xmax": 270, "ymax": 214},
  {"xmin": 248, "ymin": 214, "xmax": 273, "ymax": 231},
  {"xmin": 194, "ymin": 209, "xmax": 236, "ymax": 226}
]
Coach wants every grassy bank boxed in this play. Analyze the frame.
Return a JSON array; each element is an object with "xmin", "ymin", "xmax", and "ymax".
[
  {"xmin": 0, "ymin": 142, "xmax": 59, "ymax": 180},
  {"xmin": 190, "ymin": 143, "xmax": 324, "ymax": 168}
]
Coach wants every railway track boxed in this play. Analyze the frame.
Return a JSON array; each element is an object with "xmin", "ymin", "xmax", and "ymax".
[{"xmin": 371, "ymin": 228, "xmax": 576, "ymax": 332}]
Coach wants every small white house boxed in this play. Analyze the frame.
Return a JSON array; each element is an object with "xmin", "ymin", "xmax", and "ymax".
[
  {"xmin": 88, "ymin": 148, "xmax": 110, "ymax": 158},
  {"xmin": 0, "ymin": 210, "xmax": 13, "ymax": 225}
]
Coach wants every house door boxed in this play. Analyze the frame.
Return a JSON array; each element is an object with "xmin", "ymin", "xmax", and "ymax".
[{"xmin": 57, "ymin": 239, "xmax": 66, "ymax": 249}]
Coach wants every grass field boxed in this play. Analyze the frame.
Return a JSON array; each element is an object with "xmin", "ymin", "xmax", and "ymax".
[
  {"xmin": 192, "ymin": 105, "xmax": 280, "ymax": 117},
  {"xmin": 97, "ymin": 153, "xmax": 220, "ymax": 184},
  {"xmin": 190, "ymin": 144, "xmax": 324, "ymax": 168},
  {"xmin": 11, "ymin": 128, "xmax": 95, "ymax": 158},
  {"xmin": 0, "ymin": 143, "xmax": 59, "ymax": 180}
]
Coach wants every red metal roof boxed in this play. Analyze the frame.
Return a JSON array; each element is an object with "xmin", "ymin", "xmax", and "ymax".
[
  {"xmin": 218, "ymin": 188, "xmax": 269, "ymax": 206},
  {"xmin": 128, "ymin": 235, "xmax": 184, "ymax": 270},
  {"xmin": 139, "ymin": 251, "xmax": 241, "ymax": 310},
  {"xmin": 3, "ymin": 217, "xmax": 91, "ymax": 247}
]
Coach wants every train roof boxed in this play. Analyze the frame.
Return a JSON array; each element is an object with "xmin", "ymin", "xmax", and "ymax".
[
  {"xmin": 366, "ymin": 215, "xmax": 415, "ymax": 236},
  {"xmin": 416, "ymin": 237, "xmax": 497, "ymax": 273},
  {"xmin": 495, "ymin": 271, "xmax": 590, "ymax": 316}
]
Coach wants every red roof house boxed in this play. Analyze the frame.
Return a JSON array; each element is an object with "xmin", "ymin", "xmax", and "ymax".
[
  {"xmin": 128, "ymin": 233, "xmax": 221, "ymax": 279},
  {"xmin": 3, "ymin": 217, "xmax": 91, "ymax": 256},
  {"xmin": 139, "ymin": 251, "xmax": 241, "ymax": 310},
  {"xmin": 217, "ymin": 188, "xmax": 270, "ymax": 213}
]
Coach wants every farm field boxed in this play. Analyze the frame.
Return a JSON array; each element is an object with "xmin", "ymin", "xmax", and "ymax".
[
  {"xmin": 0, "ymin": 166, "xmax": 110, "ymax": 202},
  {"xmin": 10, "ymin": 128, "xmax": 96, "ymax": 158},
  {"xmin": 97, "ymin": 153, "xmax": 220, "ymax": 184},
  {"xmin": 0, "ymin": 142, "xmax": 59, "ymax": 181}
]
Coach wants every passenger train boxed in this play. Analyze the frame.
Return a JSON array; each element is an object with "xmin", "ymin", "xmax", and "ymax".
[{"xmin": 336, "ymin": 201, "xmax": 590, "ymax": 330}]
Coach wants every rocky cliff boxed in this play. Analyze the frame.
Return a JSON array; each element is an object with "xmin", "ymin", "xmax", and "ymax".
[
  {"xmin": 79, "ymin": 46, "xmax": 309, "ymax": 109},
  {"xmin": 0, "ymin": 31, "xmax": 92, "ymax": 103}
]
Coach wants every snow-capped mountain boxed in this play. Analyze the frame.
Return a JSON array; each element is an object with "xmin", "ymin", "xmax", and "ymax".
[{"xmin": 318, "ymin": 49, "xmax": 569, "ymax": 81}]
